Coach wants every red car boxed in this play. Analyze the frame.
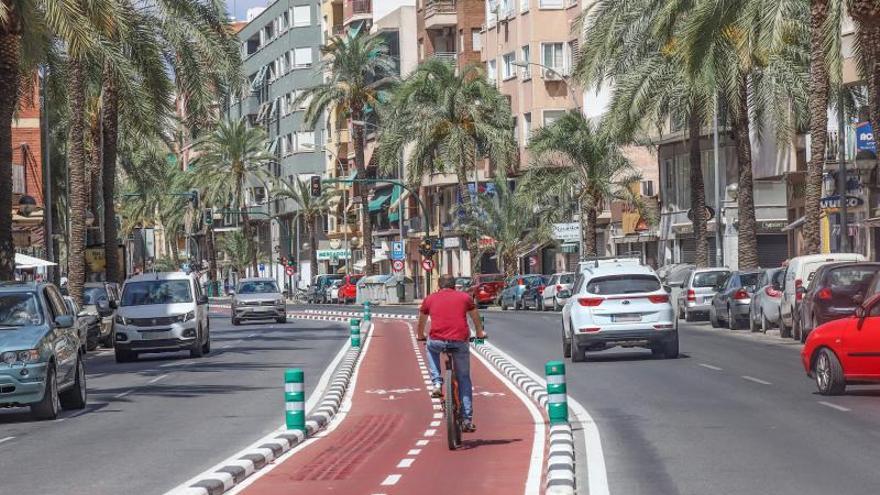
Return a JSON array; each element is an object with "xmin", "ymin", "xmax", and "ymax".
[
  {"xmin": 466, "ymin": 274, "xmax": 506, "ymax": 307},
  {"xmin": 338, "ymin": 274, "xmax": 363, "ymax": 304},
  {"xmin": 802, "ymin": 292, "xmax": 880, "ymax": 395}
]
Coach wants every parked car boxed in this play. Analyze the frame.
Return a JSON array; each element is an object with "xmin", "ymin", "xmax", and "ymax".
[
  {"xmin": 676, "ymin": 268, "xmax": 731, "ymax": 322},
  {"xmin": 560, "ymin": 261, "xmax": 677, "ymax": 362},
  {"xmin": 709, "ymin": 270, "xmax": 762, "ymax": 329},
  {"xmin": 801, "ymin": 292, "xmax": 880, "ymax": 395},
  {"xmin": 82, "ymin": 282, "xmax": 120, "ymax": 347},
  {"xmin": 541, "ymin": 272, "xmax": 576, "ymax": 311},
  {"xmin": 499, "ymin": 275, "xmax": 545, "ymax": 310},
  {"xmin": 455, "ymin": 277, "xmax": 472, "ymax": 291},
  {"xmin": 338, "ymin": 274, "xmax": 363, "ymax": 304},
  {"xmin": 664, "ymin": 264, "xmax": 695, "ymax": 318},
  {"xmin": 63, "ymin": 295, "xmax": 100, "ymax": 352},
  {"xmin": 465, "ymin": 274, "xmax": 505, "ymax": 308},
  {"xmin": 231, "ymin": 278, "xmax": 286, "ymax": 325},
  {"xmin": 748, "ymin": 267, "xmax": 785, "ymax": 332},
  {"xmin": 327, "ymin": 279, "xmax": 343, "ymax": 304},
  {"xmin": 307, "ymin": 275, "xmax": 343, "ymax": 304},
  {"xmin": 113, "ymin": 272, "xmax": 211, "ymax": 362},
  {"xmin": 780, "ymin": 253, "xmax": 865, "ymax": 339},
  {"xmin": 0, "ymin": 282, "xmax": 87, "ymax": 419},
  {"xmin": 796, "ymin": 262, "xmax": 880, "ymax": 343}
]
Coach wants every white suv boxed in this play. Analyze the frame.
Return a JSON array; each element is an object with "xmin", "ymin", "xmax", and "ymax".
[
  {"xmin": 113, "ymin": 272, "xmax": 210, "ymax": 362},
  {"xmin": 561, "ymin": 259, "xmax": 677, "ymax": 362}
]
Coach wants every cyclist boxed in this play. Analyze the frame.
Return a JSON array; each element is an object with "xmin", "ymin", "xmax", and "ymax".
[{"xmin": 416, "ymin": 274, "xmax": 487, "ymax": 432}]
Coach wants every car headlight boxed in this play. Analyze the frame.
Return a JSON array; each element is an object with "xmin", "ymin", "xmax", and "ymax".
[
  {"xmin": 177, "ymin": 311, "xmax": 196, "ymax": 322},
  {"xmin": 1, "ymin": 349, "xmax": 40, "ymax": 365},
  {"xmin": 115, "ymin": 314, "xmax": 127, "ymax": 325},
  {"xmin": 276, "ymin": 298, "xmax": 285, "ymax": 305}
]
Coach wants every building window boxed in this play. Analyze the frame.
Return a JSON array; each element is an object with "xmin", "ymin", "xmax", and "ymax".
[
  {"xmin": 293, "ymin": 47, "xmax": 313, "ymax": 68},
  {"xmin": 543, "ymin": 109, "xmax": 564, "ymax": 127},
  {"xmin": 280, "ymin": 11, "xmax": 289, "ymax": 31},
  {"xmin": 487, "ymin": 59, "xmax": 497, "ymax": 83},
  {"xmin": 521, "ymin": 0, "xmax": 529, "ymax": 12},
  {"xmin": 472, "ymin": 29, "xmax": 482, "ymax": 52},
  {"xmin": 292, "ymin": 5, "xmax": 311, "ymax": 27},
  {"xmin": 641, "ymin": 180, "xmax": 655, "ymax": 197},
  {"xmin": 502, "ymin": 53, "xmax": 515, "ymax": 80},
  {"xmin": 541, "ymin": 42, "xmax": 564, "ymax": 77},
  {"xmin": 419, "ymin": 39, "xmax": 424, "ymax": 60},
  {"xmin": 565, "ymin": 39, "xmax": 578, "ymax": 75},
  {"xmin": 486, "ymin": 0, "xmax": 498, "ymax": 26},
  {"xmin": 296, "ymin": 131, "xmax": 316, "ymax": 152},
  {"xmin": 520, "ymin": 45, "xmax": 530, "ymax": 79},
  {"xmin": 12, "ymin": 164, "xmax": 24, "ymax": 194},
  {"xmin": 523, "ymin": 113, "xmax": 531, "ymax": 144},
  {"xmin": 539, "ymin": 0, "xmax": 563, "ymax": 8}
]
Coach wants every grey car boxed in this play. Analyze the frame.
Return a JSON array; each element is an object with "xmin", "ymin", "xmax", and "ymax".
[
  {"xmin": 82, "ymin": 282, "xmax": 120, "ymax": 348},
  {"xmin": 63, "ymin": 296, "xmax": 100, "ymax": 352},
  {"xmin": 709, "ymin": 271, "xmax": 762, "ymax": 329},
  {"xmin": 748, "ymin": 268, "xmax": 784, "ymax": 332},
  {"xmin": 0, "ymin": 282, "xmax": 87, "ymax": 420},
  {"xmin": 676, "ymin": 268, "xmax": 730, "ymax": 321},
  {"xmin": 232, "ymin": 278, "xmax": 286, "ymax": 325}
]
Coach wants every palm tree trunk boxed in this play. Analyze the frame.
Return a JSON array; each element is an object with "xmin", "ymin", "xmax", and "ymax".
[
  {"xmin": 582, "ymin": 193, "xmax": 598, "ymax": 257},
  {"xmin": 234, "ymin": 169, "xmax": 258, "ymax": 274},
  {"xmin": 352, "ymin": 105, "xmax": 373, "ymax": 275},
  {"xmin": 101, "ymin": 74, "xmax": 120, "ymax": 283},
  {"xmin": 88, "ymin": 106, "xmax": 102, "ymax": 224},
  {"xmin": 733, "ymin": 76, "xmax": 759, "ymax": 270},
  {"xmin": 688, "ymin": 111, "xmax": 710, "ymax": 268},
  {"xmin": 804, "ymin": 0, "xmax": 831, "ymax": 255},
  {"xmin": 308, "ymin": 215, "xmax": 319, "ymax": 279},
  {"xmin": 67, "ymin": 60, "xmax": 88, "ymax": 304},
  {"xmin": 0, "ymin": 23, "xmax": 20, "ymax": 280},
  {"xmin": 501, "ymin": 249, "xmax": 517, "ymax": 279},
  {"xmin": 457, "ymin": 176, "xmax": 479, "ymax": 275}
]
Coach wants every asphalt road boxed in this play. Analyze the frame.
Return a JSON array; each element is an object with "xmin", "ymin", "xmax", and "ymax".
[{"xmin": 0, "ymin": 308, "xmax": 347, "ymax": 495}]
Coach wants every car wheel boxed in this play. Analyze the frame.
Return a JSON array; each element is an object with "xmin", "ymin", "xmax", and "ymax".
[
  {"xmin": 202, "ymin": 327, "xmax": 211, "ymax": 354},
  {"xmin": 562, "ymin": 327, "xmax": 571, "ymax": 358},
  {"xmin": 793, "ymin": 314, "xmax": 802, "ymax": 341},
  {"xmin": 190, "ymin": 328, "xmax": 205, "ymax": 358},
  {"xmin": 684, "ymin": 309, "xmax": 695, "ymax": 322},
  {"xmin": 514, "ymin": 298, "xmax": 521, "ymax": 310},
  {"xmin": 101, "ymin": 334, "xmax": 114, "ymax": 348},
  {"xmin": 232, "ymin": 317, "xmax": 240, "ymax": 326},
  {"xmin": 31, "ymin": 363, "xmax": 60, "ymax": 420},
  {"xmin": 501, "ymin": 299, "xmax": 508, "ymax": 311},
  {"xmin": 59, "ymin": 357, "xmax": 87, "ymax": 410},
  {"xmin": 780, "ymin": 321, "xmax": 792, "ymax": 339},
  {"xmin": 710, "ymin": 307, "xmax": 721, "ymax": 328},
  {"xmin": 663, "ymin": 335, "xmax": 680, "ymax": 359},
  {"xmin": 571, "ymin": 335, "xmax": 585, "ymax": 363},
  {"xmin": 727, "ymin": 306, "xmax": 739, "ymax": 330},
  {"xmin": 277, "ymin": 316, "xmax": 287, "ymax": 324},
  {"xmin": 553, "ymin": 298, "xmax": 561, "ymax": 312},
  {"xmin": 86, "ymin": 329, "xmax": 100, "ymax": 352},
  {"xmin": 814, "ymin": 348, "xmax": 846, "ymax": 396}
]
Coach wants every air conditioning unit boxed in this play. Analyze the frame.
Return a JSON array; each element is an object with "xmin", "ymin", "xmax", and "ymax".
[{"xmin": 542, "ymin": 68, "xmax": 562, "ymax": 81}]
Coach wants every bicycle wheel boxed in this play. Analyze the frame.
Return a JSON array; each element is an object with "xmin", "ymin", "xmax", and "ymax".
[{"xmin": 444, "ymin": 369, "xmax": 458, "ymax": 450}]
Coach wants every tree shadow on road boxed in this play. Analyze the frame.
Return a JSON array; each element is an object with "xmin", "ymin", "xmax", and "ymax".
[
  {"xmin": 577, "ymin": 351, "xmax": 691, "ymax": 364},
  {"xmin": 458, "ymin": 437, "xmax": 523, "ymax": 450}
]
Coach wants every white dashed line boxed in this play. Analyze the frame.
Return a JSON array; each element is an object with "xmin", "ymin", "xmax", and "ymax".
[
  {"xmin": 741, "ymin": 375, "xmax": 772, "ymax": 385},
  {"xmin": 416, "ymin": 440, "xmax": 429, "ymax": 446},
  {"xmin": 147, "ymin": 374, "xmax": 168, "ymax": 384},
  {"xmin": 159, "ymin": 361, "xmax": 188, "ymax": 368},
  {"xmin": 433, "ymin": 412, "xmax": 442, "ymax": 419},
  {"xmin": 0, "ymin": 436, "xmax": 14, "ymax": 446},
  {"xmin": 407, "ymin": 449, "xmax": 421, "ymax": 455},
  {"xmin": 381, "ymin": 474, "xmax": 402, "ymax": 486},
  {"xmin": 423, "ymin": 429, "xmax": 436, "ymax": 436},
  {"xmin": 698, "ymin": 363, "xmax": 723, "ymax": 371},
  {"xmin": 397, "ymin": 458, "xmax": 415, "ymax": 468},
  {"xmin": 114, "ymin": 390, "xmax": 133, "ymax": 399},
  {"xmin": 819, "ymin": 401, "xmax": 851, "ymax": 412},
  {"xmin": 430, "ymin": 421, "xmax": 441, "ymax": 427}
]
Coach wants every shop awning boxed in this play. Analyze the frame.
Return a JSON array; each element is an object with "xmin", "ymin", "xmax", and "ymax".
[
  {"xmin": 517, "ymin": 241, "xmax": 550, "ymax": 258},
  {"xmin": 15, "ymin": 253, "xmax": 57, "ymax": 269},
  {"xmin": 781, "ymin": 216, "xmax": 805, "ymax": 232},
  {"xmin": 368, "ymin": 192, "xmax": 392, "ymax": 212},
  {"xmin": 388, "ymin": 186, "xmax": 404, "ymax": 222},
  {"xmin": 561, "ymin": 242, "xmax": 579, "ymax": 254}
]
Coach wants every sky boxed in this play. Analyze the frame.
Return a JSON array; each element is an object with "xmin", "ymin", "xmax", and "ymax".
[{"xmin": 226, "ymin": 0, "xmax": 268, "ymax": 21}]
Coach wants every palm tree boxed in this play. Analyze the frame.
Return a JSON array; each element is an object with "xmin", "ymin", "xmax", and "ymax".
[
  {"xmin": 458, "ymin": 174, "xmax": 552, "ymax": 278},
  {"xmin": 190, "ymin": 117, "xmax": 274, "ymax": 274},
  {"xmin": 524, "ymin": 111, "xmax": 642, "ymax": 257},
  {"xmin": 272, "ymin": 177, "xmax": 338, "ymax": 279},
  {"xmin": 294, "ymin": 30, "xmax": 397, "ymax": 276},
  {"xmin": 221, "ymin": 230, "xmax": 258, "ymax": 278}
]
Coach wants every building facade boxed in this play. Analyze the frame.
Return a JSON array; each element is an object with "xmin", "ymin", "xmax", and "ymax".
[{"xmin": 11, "ymin": 76, "xmax": 45, "ymax": 260}]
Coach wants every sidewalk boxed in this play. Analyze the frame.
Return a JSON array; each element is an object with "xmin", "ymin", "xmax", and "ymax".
[{"xmin": 237, "ymin": 318, "xmax": 541, "ymax": 494}]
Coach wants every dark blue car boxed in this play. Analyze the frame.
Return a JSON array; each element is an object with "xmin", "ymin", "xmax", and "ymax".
[{"xmin": 499, "ymin": 275, "xmax": 548, "ymax": 310}]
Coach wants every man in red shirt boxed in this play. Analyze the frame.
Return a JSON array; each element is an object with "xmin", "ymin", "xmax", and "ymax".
[{"xmin": 417, "ymin": 275, "xmax": 486, "ymax": 432}]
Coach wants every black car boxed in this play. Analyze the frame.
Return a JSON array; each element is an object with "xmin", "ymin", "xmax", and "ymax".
[
  {"xmin": 709, "ymin": 271, "xmax": 762, "ymax": 330},
  {"xmin": 796, "ymin": 262, "xmax": 880, "ymax": 342}
]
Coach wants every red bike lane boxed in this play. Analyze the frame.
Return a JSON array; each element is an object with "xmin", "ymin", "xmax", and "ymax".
[{"xmin": 237, "ymin": 318, "xmax": 542, "ymax": 494}]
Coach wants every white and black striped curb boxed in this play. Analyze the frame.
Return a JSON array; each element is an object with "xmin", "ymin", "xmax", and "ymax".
[
  {"xmin": 168, "ymin": 333, "xmax": 364, "ymax": 495},
  {"xmin": 473, "ymin": 343, "xmax": 577, "ymax": 495},
  {"xmin": 208, "ymin": 304, "xmax": 350, "ymax": 323},
  {"xmin": 301, "ymin": 309, "xmax": 418, "ymax": 320}
]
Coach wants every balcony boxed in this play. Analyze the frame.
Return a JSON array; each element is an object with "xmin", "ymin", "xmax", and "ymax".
[
  {"xmin": 344, "ymin": 0, "xmax": 371, "ymax": 22},
  {"xmin": 432, "ymin": 52, "xmax": 458, "ymax": 65},
  {"xmin": 352, "ymin": 0, "xmax": 371, "ymax": 13},
  {"xmin": 424, "ymin": 0, "xmax": 457, "ymax": 29}
]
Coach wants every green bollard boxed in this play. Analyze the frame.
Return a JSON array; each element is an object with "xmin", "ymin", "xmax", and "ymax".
[
  {"xmin": 545, "ymin": 360, "xmax": 568, "ymax": 424},
  {"xmin": 285, "ymin": 368, "xmax": 305, "ymax": 432},
  {"xmin": 350, "ymin": 318, "xmax": 361, "ymax": 347},
  {"xmin": 363, "ymin": 301, "xmax": 372, "ymax": 322}
]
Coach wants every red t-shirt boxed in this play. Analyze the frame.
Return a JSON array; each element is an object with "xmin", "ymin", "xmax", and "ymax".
[{"xmin": 420, "ymin": 288, "xmax": 475, "ymax": 341}]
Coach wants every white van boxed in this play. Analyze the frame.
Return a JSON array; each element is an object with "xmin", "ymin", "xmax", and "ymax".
[
  {"xmin": 113, "ymin": 272, "xmax": 211, "ymax": 362},
  {"xmin": 779, "ymin": 253, "xmax": 865, "ymax": 339}
]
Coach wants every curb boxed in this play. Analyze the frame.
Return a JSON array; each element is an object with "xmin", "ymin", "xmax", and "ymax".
[
  {"xmin": 167, "ymin": 326, "xmax": 366, "ymax": 495},
  {"xmin": 301, "ymin": 309, "xmax": 418, "ymax": 320},
  {"xmin": 473, "ymin": 343, "xmax": 577, "ymax": 495}
]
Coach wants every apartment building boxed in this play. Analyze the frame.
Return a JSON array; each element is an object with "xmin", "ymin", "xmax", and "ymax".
[
  {"xmin": 11, "ymin": 76, "xmax": 45, "ymax": 259},
  {"xmin": 227, "ymin": 1, "xmax": 326, "ymax": 286}
]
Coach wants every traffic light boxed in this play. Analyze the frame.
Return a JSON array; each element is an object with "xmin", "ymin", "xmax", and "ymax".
[
  {"xmin": 419, "ymin": 237, "xmax": 436, "ymax": 258},
  {"xmin": 189, "ymin": 189, "xmax": 200, "ymax": 209},
  {"xmin": 310, "ymin": 176, "xmax": 321, "ymax": 197},
  {"xmin": 203, "ymin": 208, "xmax": 213, "ymax": 226},
  {"xmin": 287, "ymin": 258, "xmax": 296, "ymax": 268}
]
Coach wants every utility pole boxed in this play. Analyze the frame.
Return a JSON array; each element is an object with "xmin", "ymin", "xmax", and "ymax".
[
  {"xmin": 837, "ymin": 89, "xmax": 849, "ymax": 252},
  {"xmin": 40, "ymin": 66, "xmax": 56, "ymax": 283},
  {"xmin": 713, "ymin": 95, "xmax": 724, "ymax": 266}
]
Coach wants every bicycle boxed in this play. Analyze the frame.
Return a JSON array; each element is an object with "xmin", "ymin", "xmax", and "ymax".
[{"xmin": 438, "ymin": 336, "xmax": 485, "ymax": 450}]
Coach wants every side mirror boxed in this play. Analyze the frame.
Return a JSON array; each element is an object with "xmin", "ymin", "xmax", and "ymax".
[
  {"xmin": 197, "ymin": 295, "xmax": 209, "ymax": 305},
  {"xmin": 55, "ymin": 315, "xmax": 74, "ymax": 328}
]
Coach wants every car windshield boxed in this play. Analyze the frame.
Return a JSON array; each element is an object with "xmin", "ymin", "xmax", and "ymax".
[
  {"xmin": 667, "ymin": 266, "xmax": 694, "ymax": 285},
  {"xmin": 237, "ymin": 281, "xmax": 279, "ymax": 294},
  {"xmin": 82, "ymin": 286, "xmax": 108, "ymax": 305},
  {"xmin": 0, "ymin": 293, "xmax": 43, "ymax": 327},
  {"xmin": 693, "ymin": 271, "xmax": 729, "ymax": 288},
  {"xmin": 121, "ymin": 280, "xmax": 193, "ymax": 306},
  {"xmin": 558, "ymin": 274, "xmax": 575, "ymax": 284},
  {"xmin": 477, "ymin": 275, "xmax": 504, "ymax": 283},
  {"xmin": 740, "ymin": 273, "xmax": 761, "ymax": 289},
  {"xmin": 587, "ymin": 275, "xmax": 661, "ymax": 294},
  {"xmin": 524, "ymin": 276, "xmax": 544, "ymax": 286},
  {"xmin": 829, "ymin": 266, "xmax": 880, "ymax": 289}
]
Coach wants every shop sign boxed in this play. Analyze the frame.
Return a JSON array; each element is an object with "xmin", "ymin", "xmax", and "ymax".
[
  {"xmin": 443, "ymin": 237, "xmax": 461, "ymax": 249},
  {"xmin": 478, "ymin": 236, "xmax": 496, "ymax": 248},
  {"xmin": 857, "ymin": 122, "xmax": 876, "ymax": 152},
  {"xmin": 820, "ymin": 195, "xmax": 865, "ymax": 210},
  {"xmin": 757, "ymin": 220, "xmax": 788, "ymax": 232},
  {"xmin": 552, "ymin": 223, "xmax": 581, "ymax": 242},
  {"xmin": 317, "ymin": 249, "xmax": 352, "ymax": 261}
]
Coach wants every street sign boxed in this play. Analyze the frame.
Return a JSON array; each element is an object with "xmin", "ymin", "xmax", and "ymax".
[
  {"xmin": 258, "ymin": 263, "xmax": 265, "ymax": 272},
  {"xmin": 392, "ymin": 259, "xmax": 404, "ymax": 272},
  {"xmin": 286, "ymin": 266, "xmax": 295, "ymax": 276},
  {"xmin": 421, "ymin": 258, "xmax": 434, "ymax": 272},
  {"xmin": 391, "ymin": 241, "xmax": 404, "ymax": 260}
]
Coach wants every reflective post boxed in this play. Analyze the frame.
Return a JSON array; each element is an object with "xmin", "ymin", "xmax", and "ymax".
[
  {"xmin": 284, "ymin": 368, "xmax": 305, "ymax": 432},
  {"xmin": 545, "ymin": 361, "xmax": 568, "ymax": 424},
  {"xmin": 350, "ymin": 318, "xmax": 361, "ymax": 347}
]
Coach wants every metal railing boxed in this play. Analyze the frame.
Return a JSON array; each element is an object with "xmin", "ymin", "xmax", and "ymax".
[
  {"xmin": 432, "ymin": 52, "xmax": 458, "ymax": 64},
  {"xmin": 425, "ymin": 0, "xmax": 456, "ymax": 16},
  {"xmin": 351, "ymin": 0, "xmax": 371, "ymax": 14}
]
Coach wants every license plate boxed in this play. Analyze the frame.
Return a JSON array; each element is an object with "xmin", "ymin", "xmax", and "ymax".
[
  {"xmin": 703, "ymin": 297, "xmax": 713, "ymax": 304},
  {"xmin": 612, "ymin": 314, "xmax": 641, "ymax": 323},
  {"xmin": 141, "ymin": 329, "xmax": 170, "ymax": 339}
]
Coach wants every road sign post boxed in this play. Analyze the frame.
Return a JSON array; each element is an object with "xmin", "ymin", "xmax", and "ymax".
[{"xmin": 285, "ymin": 368, "xmax": 305, "ymax": 433}]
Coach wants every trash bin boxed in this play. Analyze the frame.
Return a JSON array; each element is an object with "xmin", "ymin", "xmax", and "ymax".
[{"xmin": 384, "ymin": 276, "xmax": 414, "ymax": 304}]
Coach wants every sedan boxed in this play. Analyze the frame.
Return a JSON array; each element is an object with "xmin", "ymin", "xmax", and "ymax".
[
  {"xmin": 465, "ymin": 274, "xmax": 505, "ymax": 308},
  {"xmin": 232, "ymin": 278, "xmax": 286, "ymax": 325},
  {"xmin": 802, "ymin": 292, "xmax": 880, "ymax": 395},
  {"xmin": 749, "ymin": 268, "xmax": 784, "ymax": 333},
  {"xmin": 796, "ymin": 262, "xmax": 880, "ymax": 343},
  {"xmin": 499, "ymin": 275, "xmax": 544, "ymax": 310},
  {"xmin": 541, "ymin": 272, "xmax": 576, "ymax": 311},
  {"xmin": 709, "ymin": 270, "xmax": 762, "ymax": 329}
]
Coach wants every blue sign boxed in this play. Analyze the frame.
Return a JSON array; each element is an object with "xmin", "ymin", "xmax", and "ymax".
[
  {"xmin": 258, "ymin": 263, "xmax": 265, "ymax": 272},
  {"xmin": 391, "ymin": 241, "xmax": 404, "ymax": 261},
  {"xmin": 856, "ymin": 122, "xmax": 875, "ymax": 152}
]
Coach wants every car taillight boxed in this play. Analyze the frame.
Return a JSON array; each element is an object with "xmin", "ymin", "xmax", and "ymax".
[
  {"xmin": 518, "ymin": 278, "xmax": 524, "ymax": 286},
  {"xmin": 648, "ymin": 294, "xmax": 669, "ymax": 303},
  {"xmin": 578, "ymin": 297, "xmax": 603, "ymax": 307},
  {"xmin": 818, "ymin": 287, "xmax": 832, "ymax": 301},
  {"xmin": 795, "ymin": 279, "xmax": 803, "ymax": 301},
  {"xmin": 537, "ymin": 285, "xmax": 545, "ymax": 294},
  {"xmin": 765, "ymin": 286, "xmax": 781, "ymax": 298},
  {"xmin": 686, "ymin": 289, "xmax": 696, "ymax": 302},
  {"xmin": 556, "ymin": 284, "xmax": 562, "ymax": 292},
  {"xmin": 578, "ymin": 327, "xmax": 600, "ymax": 333},
  {"xmin": 733, "ymin": 289, "xmax": 749, "ymax": 300}
]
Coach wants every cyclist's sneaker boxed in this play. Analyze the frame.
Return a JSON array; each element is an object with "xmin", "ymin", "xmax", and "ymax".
[
  {"xmin": 462, "ymin": 420, "xmax": 477, "ymax": 433},
  {"xmin": 431, "ymin": 384, "xmax": 443, "ymax": 398}
]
